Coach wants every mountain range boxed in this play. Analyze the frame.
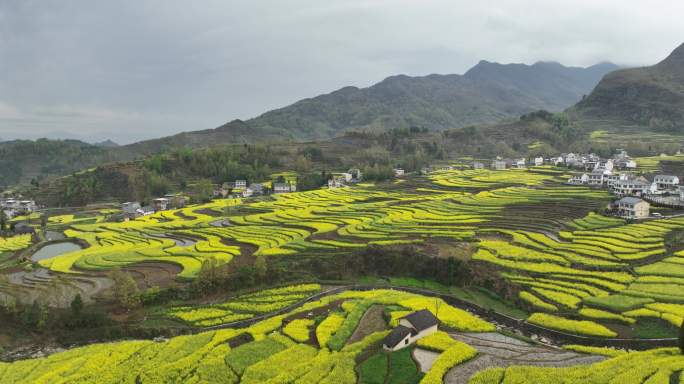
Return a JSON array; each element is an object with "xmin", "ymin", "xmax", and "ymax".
[
  {"xmin": 574, "ymin": 42, "xmax": 684, "ymax": 132},
  {"xmin": 1, "ymin": 58, "xmax": 621, "ymax": 188},
  {"xmin": 117, "ymin": 60, "xmax": 618, "ymax": 156}
]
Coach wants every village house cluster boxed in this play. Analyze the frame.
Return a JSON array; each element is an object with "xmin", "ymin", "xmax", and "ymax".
[
  {"xmin": 327, "ymin": 168, "xmax": 363, "ymax": 189},
  {"xmin": 213, "ymin": 180, "xmax": 271, "ymax": 198},
  {"xmin": 0, "ymin": 198, "xmax": 37, "ymax": 219},
  {"xmin": 119, "ymin": 194, "xmax": 187, "ymax": 220}
]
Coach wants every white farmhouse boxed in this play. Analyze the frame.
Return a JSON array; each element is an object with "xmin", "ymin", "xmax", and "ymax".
[
  {"xmin": 340, "ymin": 173, "xmax": 353, "ymax": 182},
  {"xmin": 568, "ymin": 173, "xmax": 589, "ymax": 185},
  {"xmin": 653, "ymin": 175, "xmax": 680, "ymax": 191},
  {"xmin": 122, "ymin": 202, "xmax": 141, "ymax": 215},
  {"xmin": 491, "ymin": 160, "xmax": 507, "ymax": 170},
  {"xmin": 394, "ymin": 168, "xmax": 405, "ymax": 177},
  {"xmin": 587, "ymin": 170, "xmax": 608, "ymax": 186},
  {"xmin": 234, "ymin": 180, "xmax": 247, "ymax": 189},
  {"xmin": 534, "ymin": 157, "xmax": 544, "ymax": 166},
  {"xmin": 382, "ymin": 310, "xmax": 439, "ymax": 351},
  {"xmin": 612, "ymin": 178, "xmax": 651, "ymax": 197},
  {"xmin": 513, "ymin": 158, "xmax": 526, "ymax": 169},
  {"xmin": 273, "ymin": 182, "xmax": 296, "ymax": 194},
  {"xmin": 614, "ymin": 197, "xmax": 650, "ymax": 219}
]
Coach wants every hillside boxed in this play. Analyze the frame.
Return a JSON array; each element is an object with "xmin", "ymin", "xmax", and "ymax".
[
  {"xmin": 239, "ymin": 61, "xmax": 617, "ymax": 136},
  {"xmin": 574, "ymin": 42, "xmax": 684, "ymax": 131},
  {"xmin": 0, "ymin": 139, "xmax": 112, "ymax": 189},
  {"xmin": 114, "ymin": 60, "xmax": 617, "ymax": 156},
  {"xmin": 0, "ymin": 60, "xmax": 617, "ymax": 186}
]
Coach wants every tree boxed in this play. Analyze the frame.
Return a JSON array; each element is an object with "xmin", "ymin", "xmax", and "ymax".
[
  {"xmin": 680, "ymin": 319, "xmax": 684, "ymax": 354},
  {"xmin": 71, "ymin": 294, "xmax": 84, "ymax": 318},
  {"xmin": 108, "ymin": 269, "xmax": 140, "ymax": 311},
  {"xmin": 0, "ymin": 210, "xmax": 6, "ymax": 233},
  {"xmin": 254, "ymin": 255, "xmax": 267, "ymax": 280},
  {"xmin": 23, "ymin": 300, "xmax": 41, "ymax": 327},
  {"xmin": 37, "ymin": 302, "xmax": 49, "ymax": 329},
  {"xmin": 193, "ymin": 179, "xmax": 215, "ymax": 203}
]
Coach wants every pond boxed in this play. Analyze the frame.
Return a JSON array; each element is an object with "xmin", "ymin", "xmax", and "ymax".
[{"xmin": 30, "ymin": 242, "xmax": 83, "ymax": 261}]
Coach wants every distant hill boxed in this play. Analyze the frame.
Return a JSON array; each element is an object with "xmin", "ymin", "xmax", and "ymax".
[
  {"xmin": 0, "ymin": 59, "xmax": 617, "ymax": 186},
  {"xmin": 573, "ymin": 42, "xmax": 684, "ymax": 131},
  {"xmin": 246, "ymin": 60, "xmax": 618, "ymax": 138},
  {"xmin": 93, "ymin": 139, "xmax": 120, "ymax": 148},
  {"xmin": 115, "ymin": 60, "xmax": 617, "ymax": 155},
  {"xmin": 0, "ymin": 139, "xmax": 111, "ymax": 188}
]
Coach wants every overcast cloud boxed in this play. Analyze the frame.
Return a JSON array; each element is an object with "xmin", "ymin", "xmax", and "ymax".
[{"xmin": 0, "ymin": 0, "xmax": 683, "ymax": 144}]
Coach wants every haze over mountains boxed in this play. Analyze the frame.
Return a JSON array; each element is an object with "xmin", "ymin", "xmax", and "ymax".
[{"xmin": 574, "ymin": 43, "xmax": 684, "ymax": 132}]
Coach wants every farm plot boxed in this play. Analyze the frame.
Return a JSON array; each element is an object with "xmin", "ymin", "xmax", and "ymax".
[
  {"xmin": 468, "ymin": 347, "xmax": 684, "ymax": 384},
  {"xmin": 0, "ymin": 234, "xmax": 33, "ymax": 253},
  {"xmin": 0, "ymin": 288, "xmax": 497, "ymax": 384},
  {"xmin": 163, "ymin": 284, "xmax": 322, "ymax": 327},
  {"xmin": 31, "ymin": 168, "xmax": 610, "ymax": 282},
  {"xmin": 473, "ymin": 214, "xmax": 684, "ymax": 337}
]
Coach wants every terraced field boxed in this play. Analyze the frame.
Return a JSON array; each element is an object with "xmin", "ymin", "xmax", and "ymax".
[
  {"xmin": 2, "ymin": 286, "xmax": 683, "ymax": 384},
  {"xmin": 27, "ymin": 168, "xmax": 606, "ymax": 280},
  {"xmin": 0, "ymin": 288, "xmax": 496, "ymax": 384},
  {"xmin": 4, "ymin": 167, "xmax": 684, "ymax": 340}
]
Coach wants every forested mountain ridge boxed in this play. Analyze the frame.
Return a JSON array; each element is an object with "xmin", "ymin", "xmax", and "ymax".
[
  {"xmin": 246, "ymin": 60, "xmax": 618, "ymax": 139},
  {"xmin": 573, "ymin": 42, "xmax": 684, "ymax": 131}
]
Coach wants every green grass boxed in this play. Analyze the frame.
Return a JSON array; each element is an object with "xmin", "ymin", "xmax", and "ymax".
[
  {"xmin": 633, "ymin": 318, "xmax": 679, "ymax": 339},
  {"xmin": 358, "ymin": 352, "xmax": 388, "ymax": 384},
  {"xmin": 387, "ymin": 348, "xmax": 423, "ymax": 384},
  {"xmin": 450, "ymin": 286, "xmax": 529, "ymax": 319},
  {"xmin": 359, "ymin": 348, "xmax": 423, "ymax": 384}
]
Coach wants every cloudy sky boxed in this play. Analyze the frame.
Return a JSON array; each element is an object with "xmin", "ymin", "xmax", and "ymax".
[{"xmin": 1, "ymin": 0, "xmax": 683, "ymax": 144}]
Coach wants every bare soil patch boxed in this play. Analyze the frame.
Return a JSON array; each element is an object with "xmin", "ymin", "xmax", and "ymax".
[{"xmin": 347, "ymin": 304, "xmax": 387, "ymax": 344}]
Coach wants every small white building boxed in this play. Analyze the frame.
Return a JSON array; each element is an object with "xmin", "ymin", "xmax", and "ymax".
[
  {"xmin": 568, "ymin": 173, "xmax": 589, "ymax": 185},
  {"xmin": 328, "ymin": 179, "xmax": 344, "ymax": 189},
  {"xmin": 612, "ymin": 178, "xmax": 651, "ymax": 197},
  {"xmin": 234, "ymin": 180, "xmax": 247, "ymax": 189},
  {"xmin": 594, "ymin": 160, "xmax": 614, "ymax": 173},
  {"xmin": 614, "ymin": 197, "xmax": 650, "ymax": 219},
  {"xmin": 513, "ymin": 158, "xmax": 526, "ymax": 169},
  {"xmin": 340, "ymin": 173, "xmax": 353, "ymax": 182},
  {"xmin": 273, "ymin": 182, "xmax": 296, "ymax": 194},
  {"xmin": 534, "ymin": 157, "xmax": 544, "ymax": 166},
  {"xmin": 394, "ymin": 168, "xmax": 405, "ymax": 177},
  {"xmin": 587, "ymin": 170, "xmax": 608, "ymax": 186},
  {"xmin": 152, "ymin": 198, "xmax": 169, "ymax": 211},
  {"xmin": 551, "ymin": 156, "xmax": 564, "ymax": 166},
  {"xmin": 653, "ymin": 175, "xmax": 680, "ymax": 191},
  {"xmin": 382, "ymin": 310, "xmax": 439, "ymax": 351},
  {"xmin": 472, "ymin": 162, "xmax": 485, "ymax": 170},
  {"xmin": 122, "ymin": 202, "xmax": 141, "ymax": 215},
  {"xmin": 242, "ymin": 188, "xmax": 254, "ymax": 198},
  {"xmin": 491, "ymin": 160, "xmax": 507, "ymax": 170}
]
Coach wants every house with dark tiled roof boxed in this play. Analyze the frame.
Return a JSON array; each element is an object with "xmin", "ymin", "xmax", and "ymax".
[{"xmin": 382, "ymin": 309, "xmax": 439, "ymax": 351}]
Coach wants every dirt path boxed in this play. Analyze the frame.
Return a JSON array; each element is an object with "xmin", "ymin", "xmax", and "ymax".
[
  {"xmin": 413, "ymin": 348, "xmax": 440, "ymax": 373},
  {"xmin": 444, "ymin": 332, "xmax": 606, "ymax": 384}
]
